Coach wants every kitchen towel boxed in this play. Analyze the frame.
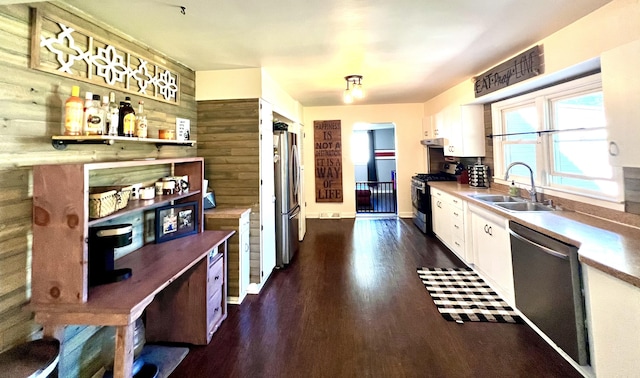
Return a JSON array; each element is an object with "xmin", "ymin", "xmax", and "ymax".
[{"xmin": 417, "ymin": 267, "xmax": 523, "ymax": 324}]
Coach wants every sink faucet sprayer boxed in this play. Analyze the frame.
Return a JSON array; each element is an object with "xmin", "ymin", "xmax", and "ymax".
[{"xmin": 504, "ymin": 162, "xmax": 537, "ymax": 202}]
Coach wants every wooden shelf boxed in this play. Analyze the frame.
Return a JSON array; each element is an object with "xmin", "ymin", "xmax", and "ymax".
[
  {"xmin": 89, "ymin": 190, "xmax": 201, "ymax": 226},
  {"xmin": 51, "ymin": 135, "xmax": 196, "ymax": 150}
]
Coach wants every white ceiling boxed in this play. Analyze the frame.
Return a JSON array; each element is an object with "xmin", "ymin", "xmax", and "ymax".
[{"xmin": 59, "ymin": 0, "xmax": 612, "ymax": 107}]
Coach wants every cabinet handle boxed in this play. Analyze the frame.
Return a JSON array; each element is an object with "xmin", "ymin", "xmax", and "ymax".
[
  {"xmin": 609, "ymin": 141, "xmax": 619, "ymax": 156},
  {"xmin": 437, "ymin": 201, "xmax": 442, "ymax": 208},
  {"xmin": 214, "ymin": 275, "xmax": 220, "ymax": 281},
  {"xmin": 454, "ymin": 225, "xmax": 460, "ymax": 229},
  {"xmin": 453, "ymin": 212, "xmax": 459, "ymax": 217},
  {"xmin": 484, "ymin": 224, "xmax": 493, "ymax": 236},
  {"xmin": 488, "ymin": 226, "xmax": 493, "ymax": 236}
]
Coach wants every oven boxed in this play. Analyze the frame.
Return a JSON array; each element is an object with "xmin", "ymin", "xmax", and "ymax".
[{"xmin": 411, "ymin": 173, "xmax": 456, "ymax": 234}]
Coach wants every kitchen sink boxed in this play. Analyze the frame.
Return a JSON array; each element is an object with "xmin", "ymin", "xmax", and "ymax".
[
  {"xmin": 469, "ymin": 194, "xmax": 524, "ymax": 203},
  {"xmin": 495, "ymin": 202, "xmax": 554, "ymax": 212}
]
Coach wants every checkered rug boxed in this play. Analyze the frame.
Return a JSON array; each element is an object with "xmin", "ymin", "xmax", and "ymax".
[{"xmin": 417, "ymin": 267, "xmax": 523, "ymax": 324}]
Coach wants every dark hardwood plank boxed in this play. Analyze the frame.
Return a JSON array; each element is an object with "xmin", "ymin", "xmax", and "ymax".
[{"xmin": 169, "ymin": 218, "xmax": 581, "ymax": 378}]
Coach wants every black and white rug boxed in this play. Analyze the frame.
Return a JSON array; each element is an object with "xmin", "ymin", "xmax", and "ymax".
[{"xmin": 417, "ymin": 267, "xmax": 523, "ymax": 324}]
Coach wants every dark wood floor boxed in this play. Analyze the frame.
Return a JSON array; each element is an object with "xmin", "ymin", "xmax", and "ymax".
[{"xmin": 170, "ymin": 218, "xmax": 581, "ymax": 378}]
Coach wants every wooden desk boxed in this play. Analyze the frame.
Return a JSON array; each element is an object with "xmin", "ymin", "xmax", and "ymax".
[{"xmin": 30, "ymin": 230, "xmax": 234, "ymax": 378}]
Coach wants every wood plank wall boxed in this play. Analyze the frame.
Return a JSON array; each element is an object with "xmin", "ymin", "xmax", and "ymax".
[
  {"xmin": 0, "ymin": 3, "xmax": 196, "ymax": 376},
  {"xmin": 196, "ymin": 99, "xmax": 264, "ymax": 284}
]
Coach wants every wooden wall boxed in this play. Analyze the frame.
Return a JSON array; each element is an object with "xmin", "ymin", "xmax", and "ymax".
[
  {"xmin": 0, "ymin": 2, "xmax": 196, "ymax": 376},
  {"xmin": 197, "ymin": 99, "xmax": 263, "ymax": 284}
]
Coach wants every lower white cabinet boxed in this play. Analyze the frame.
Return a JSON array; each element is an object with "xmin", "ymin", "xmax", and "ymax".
[
  {"xmin": 431, "ymin": 187, "xmax": 468, "ymax": 261},
  {"xmin": 584, "ymin": 265, "xmax": 640, "ymax": 376},
  {"xmin": 469, "ymin": 204, "xmax": 514, "ymax": 305},
  {"xmin": 204, "ymin": 208, "xmax": 252, "ymax": 304}
]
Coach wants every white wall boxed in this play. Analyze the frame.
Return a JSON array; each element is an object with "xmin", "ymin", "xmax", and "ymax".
[
  {"xmin": 303, "ymin": 103, "xmax": 423, "ymax": 218},
  {"xmin": 424, "ymin": 0, "xmax": 640, "ymax": 115},
  {"xmin": 195, "ymin": 68, "xmax": 303, "ymax": 124}
]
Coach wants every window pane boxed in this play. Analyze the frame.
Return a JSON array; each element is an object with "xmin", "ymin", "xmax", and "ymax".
[
  {"xmin": 504, "ymin": 144, "xmax": 537, "ymax": 177},
  {"xmin": 553, "ymin": 92, "xmax": 604, "ymax": 130},
  {"xmin": 504, "ymin": 106, "xmax": 537, "ymax": 141},
  {"xmin": 552, "ymin": 129, "xmax": 611, "ymax": 178},
  {"xmin": 551, "ymin": 91, "xmax": 610, "ymax": 179}
]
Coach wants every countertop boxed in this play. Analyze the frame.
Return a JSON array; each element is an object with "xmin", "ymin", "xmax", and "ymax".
[
  {"xmin": 429, "ymin": 181, "xmax": 640, "ymax": 289},
  {"xmin": 203, "ymin": 207, "xmax": 251, "ymax": 219}
]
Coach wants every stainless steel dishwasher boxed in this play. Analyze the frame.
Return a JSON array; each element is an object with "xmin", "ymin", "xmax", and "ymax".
[{"xmin": 508, "ymin": 221, "xmax": 589, "ymax": 366}]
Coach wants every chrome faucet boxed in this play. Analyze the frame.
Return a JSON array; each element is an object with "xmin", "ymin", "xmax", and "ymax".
[{"xmin": 505, "ymin": 162, "xmax": 537, "ymax": 202}]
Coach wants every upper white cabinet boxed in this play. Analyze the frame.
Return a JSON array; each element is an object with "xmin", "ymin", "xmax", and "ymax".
[
  {"xmin": 602, "ymin": 39, "xmax": 640, "ymax": 167},
  {"xmin": 445, "ymin": 104, "xmax": 486, "ymax": 157},
  {"xmin": 421, "ymin": 116, "xmax": 434, "ymax": 139}
]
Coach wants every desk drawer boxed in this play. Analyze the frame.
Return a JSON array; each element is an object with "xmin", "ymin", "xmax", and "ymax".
[
  {"xmin": 207, "ymin": 289, "xmax": 223, "ymax": 334},
  {"xmin": 208, "ymin": 252, "xmax": 224, "ymax": 297}
]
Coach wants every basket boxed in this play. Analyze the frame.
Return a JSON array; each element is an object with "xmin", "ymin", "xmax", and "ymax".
[
  {"xmin": 115, "ymin": 186, "xmax": 132, "ymax": 211},
  {"xmin": 89, "ymin": 190, "xmax": 117, "ymax": 219},
  {"xmin": 88, "ymin": 186, "xmax": 133, "ymax": 219}
]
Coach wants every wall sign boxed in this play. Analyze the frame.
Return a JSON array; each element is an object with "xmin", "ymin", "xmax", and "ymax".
[
  {"xmin": 474, "ymin": 45, "xmax": 544, "ymax": 97},
  {"xmin": 314, "ymin": 120, "xmax": 343, "ymax": 202},
  {"xmin": 30, "ymin": 8, "xmax": 180, "ymax": 105}
]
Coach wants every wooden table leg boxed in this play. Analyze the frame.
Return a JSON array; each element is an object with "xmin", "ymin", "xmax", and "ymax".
[{"xmin": 113, "ymin": 322, "xmax": 134, "ymax": 378}]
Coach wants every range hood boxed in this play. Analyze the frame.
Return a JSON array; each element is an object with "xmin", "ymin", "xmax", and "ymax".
[{"xmin": 420, "ymin": 138, "xmax": 446, "ymax": 147}]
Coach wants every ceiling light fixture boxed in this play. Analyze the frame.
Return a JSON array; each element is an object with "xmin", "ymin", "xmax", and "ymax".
[{"xmin": 343, "ymin": 75, "xmax": 364, "ymax": 104}]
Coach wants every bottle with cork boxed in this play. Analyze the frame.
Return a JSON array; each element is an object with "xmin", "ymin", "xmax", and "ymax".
[
  {"xmin": 118, "ymin": 96, "xmax": 135, "ymax": 137},
  {"xmin": 135, "ymin": 100, "xmax": 148, "ymax": 138}
]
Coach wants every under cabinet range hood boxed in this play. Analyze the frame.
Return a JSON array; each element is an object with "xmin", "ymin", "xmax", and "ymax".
[{"xmin": 420, "ymin": 138, "xmax": 446, "ymax": 147}]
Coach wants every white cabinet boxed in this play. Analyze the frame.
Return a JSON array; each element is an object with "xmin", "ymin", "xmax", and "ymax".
[
  {"xmin": 204, "ymin": 208, "xmax": 251, "ymax": 305},
  {"xmin": 421, "ymin": 116, "xmax": 435, "ymax": 139},
  {"xmin": 469, "ymin": 204, "xmax": 514, "ymax": 305},
  {"xmin": 431, "ymin": 188, "xmax": 468, "ymax": 261},
  {"xmin": 445, "ymin": 104, "xmax": 486, "ymax": 158},
  {"xmin": 602, "ymin": 39, "xmax": 640, "ymax": 167},
  {"xmin": 584, "ymin": 265, "xmax": 640, "ymax": 376},
  {"xmin": 431, "ymin": 193, "xmax": 451, "ymax": 243},
  {"xmin": 238, "ymin": 210, "xmax": 251, "ymax": 301},
  {"xmin": 433, "ymin": 111, "xmax": 446, "ymax": 139}
]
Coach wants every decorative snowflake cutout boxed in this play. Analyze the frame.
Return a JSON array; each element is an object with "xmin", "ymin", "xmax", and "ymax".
[
  {"xmin": 40, "ymin": 23, "xmax": 90, "ymax": 74},
  {"xmin": 130, "ymin": 60, "xmax": 155, "ymax": 95},
  {"xmin": 157, "ymin": 69, "xmax": 178, "ymax": 101},
  {"xmin": 92, "ymin": 45, "xmax": 128, "ymax": 85}
]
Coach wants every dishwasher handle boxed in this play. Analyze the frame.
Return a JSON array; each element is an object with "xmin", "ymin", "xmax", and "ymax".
[{"xmin": 509, "ymin": 228, "xmax": 569, "ymax": 260}]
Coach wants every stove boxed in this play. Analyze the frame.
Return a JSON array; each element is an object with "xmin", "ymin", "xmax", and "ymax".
[{"xmin": 411, "ymin": 172, "xmax": 457, "ymax": 234}]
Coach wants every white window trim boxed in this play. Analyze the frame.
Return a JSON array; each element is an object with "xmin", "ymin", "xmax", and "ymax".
[{"xmin": 491, "ymin": 73, "xmax": 624, "ymax": 210}]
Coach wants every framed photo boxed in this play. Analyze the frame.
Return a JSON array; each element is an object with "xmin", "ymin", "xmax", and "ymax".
[{"xmin": 155, "ymin": 201, "xmax": 198, "ymax": 243}]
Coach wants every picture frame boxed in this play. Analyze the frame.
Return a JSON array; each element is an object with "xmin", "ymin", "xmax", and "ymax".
[{"xmin": 154, "ymin": 201, "xmax": 198, "ymax": 244}]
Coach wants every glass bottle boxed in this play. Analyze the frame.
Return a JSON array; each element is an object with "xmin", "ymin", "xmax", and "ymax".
[
  {"xmin": 63, "ymin": 85, "xmax": 83, "ymax": 136},
  {"xmin": 82, "ymin": 92, "xmax": 93, "ymax": 135},
  {"xmin": 84, "ymin": 94, "xmax": 104, "ymax": 135},
  {"xmin": 119, "ymin": 96, "xmax": 135, "ymax": 137},
  {"xmin": 135, "ymin": 101, "xmax": 148, "ymax": 138},
  {"xmin": 101, "ymin": 95, "xmax": 109, "ymax": 135},
  {"xmin": 106, "ymin": 92, "xmax": 119, "ymax": 136}
]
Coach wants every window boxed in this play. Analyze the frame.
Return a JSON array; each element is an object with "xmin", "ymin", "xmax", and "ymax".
[{"xmin": 492, "ymin": 74, "xmax": 622, "ymax": 202}]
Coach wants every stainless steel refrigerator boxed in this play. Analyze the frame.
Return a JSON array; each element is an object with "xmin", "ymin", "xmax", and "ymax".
[{"xmin": 274, "ymin": 128, "xmax": 300, "ymax": 267}]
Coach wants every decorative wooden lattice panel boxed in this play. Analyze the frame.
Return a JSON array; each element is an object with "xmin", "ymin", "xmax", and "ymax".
[{"xmin": 30, "ymin": 7, "xmax": 180, "ymax": 105}]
